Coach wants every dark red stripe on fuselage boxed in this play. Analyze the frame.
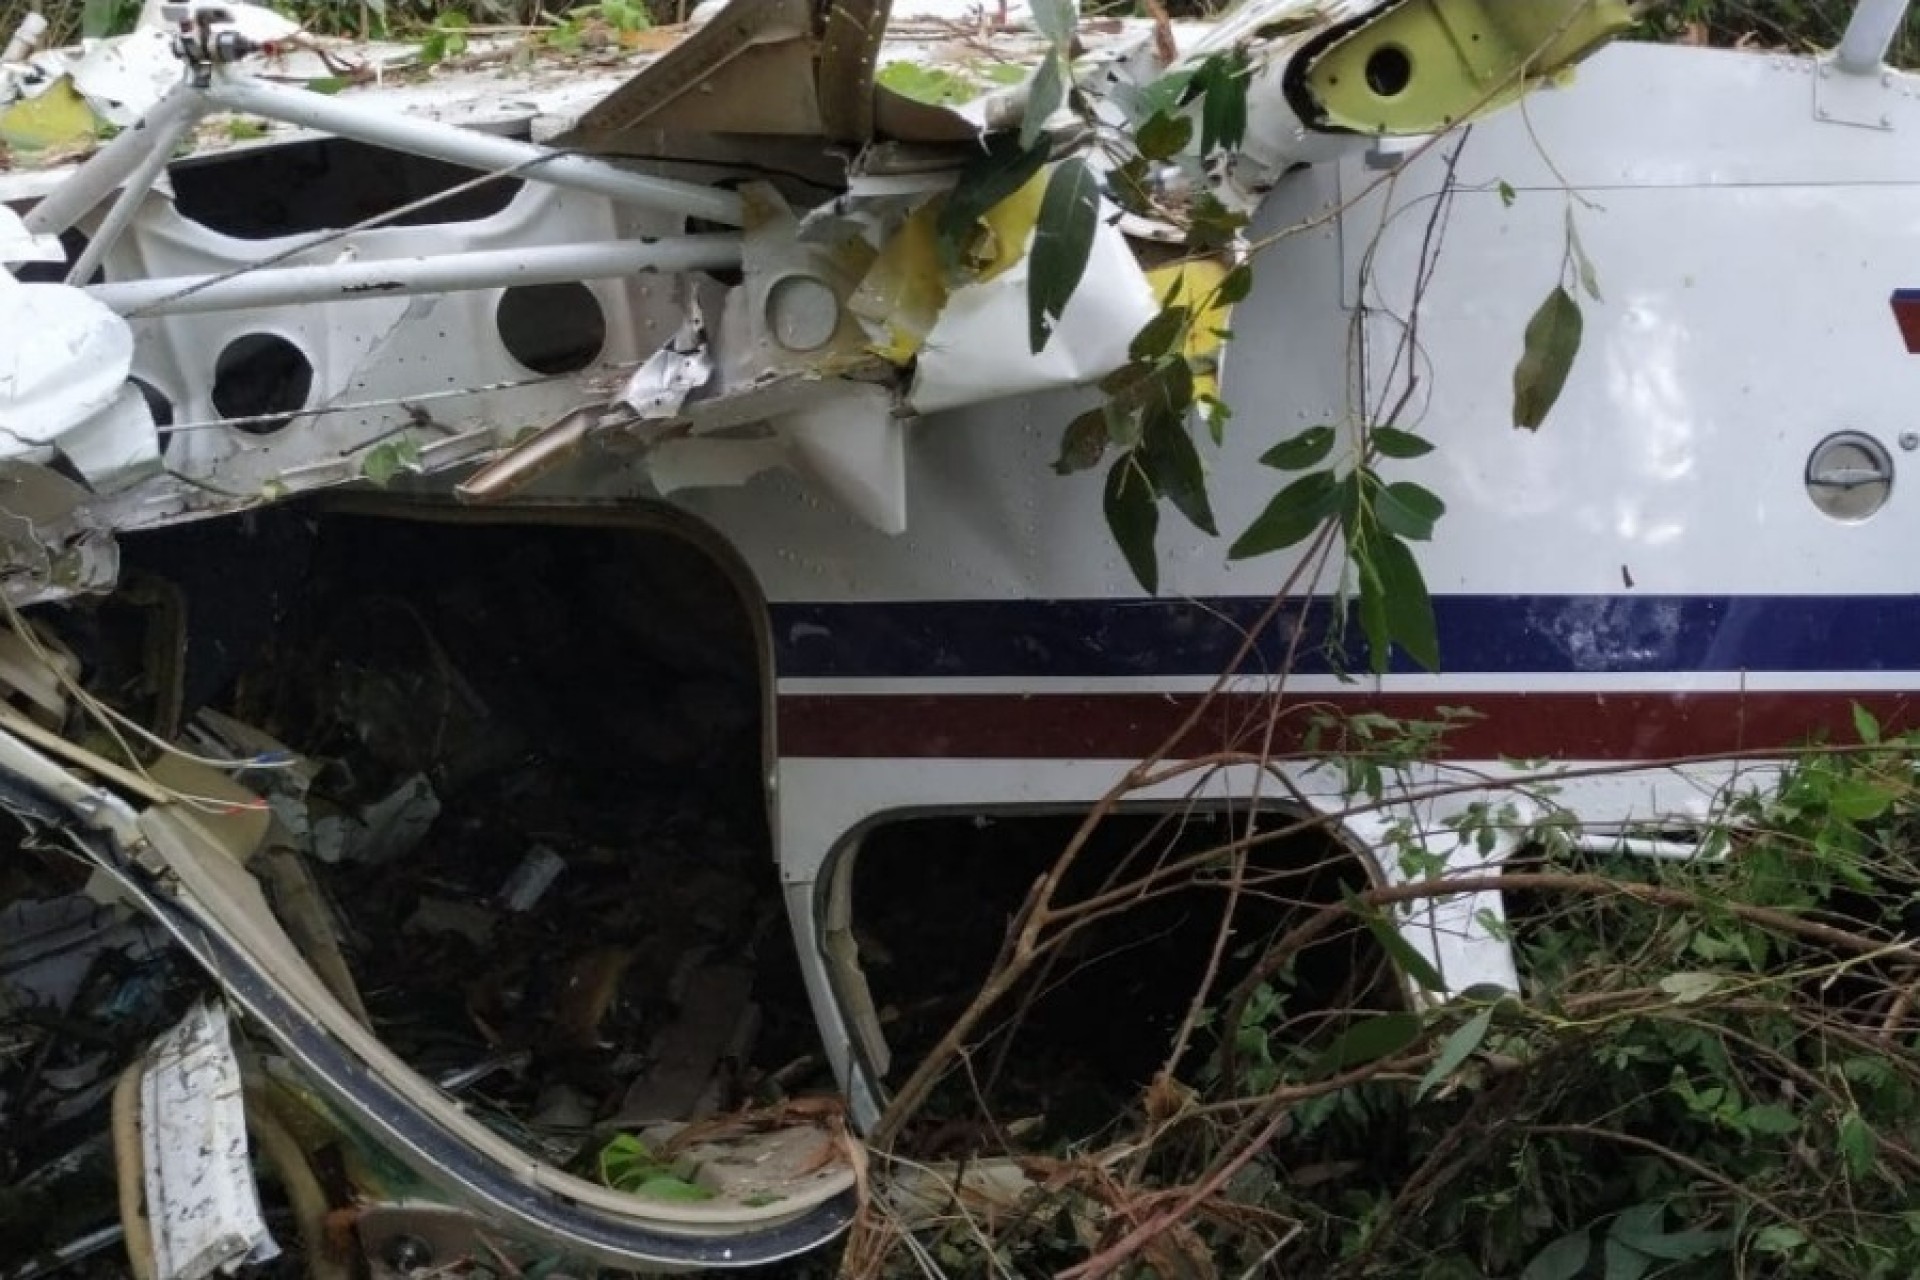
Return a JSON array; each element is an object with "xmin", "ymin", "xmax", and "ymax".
[{"xmin": 775, "ymin": 690, "xmax": 1920, "ymax": 760}]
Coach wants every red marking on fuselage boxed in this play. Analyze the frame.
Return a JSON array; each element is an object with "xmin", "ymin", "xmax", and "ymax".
[{"xmin": 776, "ymin": 690, "xmax": 1918, "ymax": 760}]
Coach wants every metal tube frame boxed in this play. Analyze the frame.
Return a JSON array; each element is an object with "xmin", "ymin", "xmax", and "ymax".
[
  {"xmin": 1837, "ymin": 0, "xmax": 1913, "ymax": 73},
  {"xmin": 87, "ymin": 235, "xmax": 746, "ymax": 316},
  {"xmin": 25, "ymin": 52, "xmax": 746, "ymax": 286},
  {"xmin": 22, "ymin": 80, "xmax": 206, "ymax": 237},
  {"xmin": 204, "ymin": 77, "xmax": 745, "ymax": 226},
  {"xmin": 64, "ymin": 94, "xmax": 210, "ymax": 284}
]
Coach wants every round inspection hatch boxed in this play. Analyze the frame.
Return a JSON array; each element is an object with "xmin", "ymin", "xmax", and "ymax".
[
  {"xmin": 1805, "ymin": 431, "xmax": 1894, "ymax": 522},
  {"xmin": 765, "ymin": 274, "xmax": 840, "ymax": 352}
]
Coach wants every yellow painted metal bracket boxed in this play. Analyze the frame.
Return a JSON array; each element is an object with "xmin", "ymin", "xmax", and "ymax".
[{"xmin": 1303, "ymin": 0, "xmax": 1640, "ymax": 135}]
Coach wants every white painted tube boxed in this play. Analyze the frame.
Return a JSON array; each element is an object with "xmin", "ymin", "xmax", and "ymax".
[
  {"xmin": 23, "ymin": 83, "xmax": 202, "ymax": 237},
  {"xmin": 65, "ymin": 99, "xmax": 207, "ymax": 285},
  {"xmin": 1837, "ymin": 0, "xmax": 1911, "ymax": 72},
  {"xmin": 86, "ymin": 235, "xmax": 744, "ymax": 315},
  {"xmin": 2, "ymin": 12, "xmax": 48, "ymax": 63},
  {"xmin": 208, "ymin": 78, "xmax": 746, "ymax": 226}
]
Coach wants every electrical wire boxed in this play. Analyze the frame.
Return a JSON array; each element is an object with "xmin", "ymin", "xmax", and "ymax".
[
  {"xmin": 155, "ymin": 371, "xmax": 580, "ymax": 434},
  {"xmin": 0, "ymin": 591, "xmax": 285, "ymax": 813}
]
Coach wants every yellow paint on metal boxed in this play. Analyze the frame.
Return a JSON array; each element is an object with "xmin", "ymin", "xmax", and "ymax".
[
  {"xmin": 849, "ymin": 167, "xmax": 1049, "ymax": 364},
  {"xmin": 1146, "ymin": 257, "xmax": 1232, "ymax": 402},
  {"xmin": 0, "ymin": 77, "xmax": 102, "ymax": 152},
  {"xmin": 1305, "ymin": 0, "xmax": 1637, "ymax": 135}
]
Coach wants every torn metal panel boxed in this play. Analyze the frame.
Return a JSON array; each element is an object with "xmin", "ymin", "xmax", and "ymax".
[
  {"xmin": 0, "ymin": 464, "xmax": 120, "ymax": 605},
  {"xmin": 561, "ymin": 0, "xmax": 819, "ymax": 143},
  {"xmin": 621, "ymin": 304, "xmax": 714, "ymax": 419},
  {"xmin": 68, "ymin": 26, "xmax": 187, "ymax": 127},
  {"xmin": 0, "ymin": 274, "xmax": 159, "ymax": 488},
  {"xmin": 0, "ymin": 0, "xmax": 1630, "ymax": 563},
  {"xmin": 0, "ymin": 207, "xmax": 64, "ymax": 266},
  {"xmin": 140, "ymin": 1000, "xmax": 279, "ymax": 1280},
  {"xmin": 909, "ymin": 195, "xmax": 1158, "ymax": 413}
]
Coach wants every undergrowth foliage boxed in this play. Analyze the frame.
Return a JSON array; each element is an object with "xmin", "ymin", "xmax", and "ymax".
[
  {"xmin": 848, "ymin": 8, "xmax": 1920, "ymax": 1278},
  {"xmin": 846, "ymin": 723, "xmax": 1920, "ymax": 1278}
]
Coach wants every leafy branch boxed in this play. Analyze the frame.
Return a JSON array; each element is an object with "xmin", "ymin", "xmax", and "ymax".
[{"xmin": 936, "ymin": 12, "xmax": 1616, "ymax": 679}]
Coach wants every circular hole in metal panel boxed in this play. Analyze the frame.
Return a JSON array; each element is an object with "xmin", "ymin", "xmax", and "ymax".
[
  {"xmin": 212, "ymin": 333, "xmax": 313, "ymax": 436},
  {"xmin": 496, "ymin": 281, "xmax": 606, "ymax": 375},
  {"xmin": 1364, "ymin": 44, "xmax": 1414, "ymax": 98},
  {"xmin": 1805, "ymin": 430, "xmax": 1894, "ymax": 522}
]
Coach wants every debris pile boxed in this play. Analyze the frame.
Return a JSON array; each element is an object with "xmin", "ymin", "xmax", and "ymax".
[
  {"xmin": 212, "ymin": 514, "xmax": 802, "ymax": 1170},
  {"xmin": 0, "ymin": 860, "xmax": 202, "ymax": 1271}
]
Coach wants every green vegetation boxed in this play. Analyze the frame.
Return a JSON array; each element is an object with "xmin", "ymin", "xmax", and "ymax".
[
  {"xmin": 833, "ymin": 724, "xmax": 1920, "ymax": 1278},
  {"xmin": 1637, "ymin": 0, "xmax": 1920, "ymax": 64}
]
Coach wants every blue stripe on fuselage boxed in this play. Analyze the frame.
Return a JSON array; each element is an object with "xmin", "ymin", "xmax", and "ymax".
[{"xmin": 768, "ymin": 595, "xmax": 1920, "ymax": 680}]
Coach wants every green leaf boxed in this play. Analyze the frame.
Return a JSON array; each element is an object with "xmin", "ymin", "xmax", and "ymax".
[
  {"xmin": 1029, "ymin": 0, "xmax": 1076, "ymax": 47},
  {"xmin": 1375, "ymin": 480, "xmax": 1446, "ymax": 543},
  {"xmin": 880, "ymin": 62, "xmax": 991, "ymax": 108},
  {"xmin": 1130, "ymin": 308, "xmax": 1191, "ymax": 362},
  {"xmin": 1740, "ymin": 1103, "xmax": 1799, "ymax": 1136},
  {"xmin": 1852, "ymin": 701, "xmax": 1882, "ymax": 744},
  {"xmin": 1029, "ymin": 159, "xmax": 1101, "ymax": 354},
  {"xmin": 1137, "ymin": 110, "xmax": 1194, "ymax": 161},
  {"xmin": 1308, "ymin": 1011, "xmax": 1422, "ymax": 1077},
  {"xmin": 1109, "ymin": 155, "xmax": 1156, "ymax": 216},
  {"xmin": 1142, "ymin": 410, "xmax": 1216, "ymax": 536},
  {"xmin": 1351, "ymin": 896, "xmax": 1447, "ymax": 992},
  {"xmin": 360, "ymin": 438, "xmax": 422, "ymax": 488},
  {"xmin": 1608, "ymin": 1203, "xmax": 1729, "ymax": 1261},
  {"xmin": 1601, "ymin": 1240, "xmax": 1652, "ymax": 1280},
  {"xmin": 1054, "ymin": 408, "xmax": 1109, "ymax": 475},
  {"xmin": 1260, "ymin": 425, "xmax": 1336, "ymax": 471},
  {"xmin": 1521, "ymin": 1232, "xmax": 1590, "ymax": 1280},
  {"xmin": 1512, "ymin": 285, "xmax": 1584, "ymax": 431},
  {"xmin": 1828, "ymin": 776, "xmax": 1894, "ymax": 821},
  {"xmin": 600, "ymin": 1133, "xmax": 677, "ymax": 1190},
  {"xmin": 1416, "ymin": 1006, "xmax": 1492, "ymax": 1100},
  {"xmin": 1185, "ymin": 192, "xmax": 1248, "ymax": 254},
  {"xmin": 1021, "ymin": 53, "xmax": 1066, "ymax": 150},
  {"xmin": 937, "ymin": 135, "xmax": 1050, "ymax": 274},
  {"xmin": 1372, "ymin": 533, "xmax": 1440, "ymax": 671},
  {"xmin": 634, "ymin": 1175, "xmax": 714, "ymax": 1201},
  {"xmin": 1840, "ymin": 1109, "xmax": 1877, "ymax": 1177},
  {"xmin": 1371, "ymin": 425, "xmax": 1434, "ymax": 459},
  {"xmin": 1751, "ymin": 1225, "xmax": 1807, "ymax": 1256},
  {"xmin": 1200, "ymin": 394, "xmax": 1231, "ymax": 446},
  {"xmin": 1103, "ymin": 359, "xmax": 1191, "ymax": 444},
  {"xmin": 1105, "ymin": 455, "xmax": 1160, "ymax": 594},
  {"xmin": 1217, "ymin": 264, "xmax": 1253, "ymax": 304},
  {"xmin": 1229, "ymin": 470, "xmax": 1339, "ymax": 558},
  {"xmin": 1132, "ymin": 68, "xmax": 1197, "ymax": 122},
  {"xmin": 1195, "ymin": 52, "xmax": 1250, "ymax": 155},
  {"xmin": 1656, "ymin": 971, "xmax": 1725, "ymax": 1004},
  {"xmin": 1566, "ymin": 206, "xmax": 1602, "ymax": 302}
]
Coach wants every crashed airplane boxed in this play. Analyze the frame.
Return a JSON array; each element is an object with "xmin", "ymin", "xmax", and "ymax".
[{"xmin": 0, "ymin": 0, "xmax": 1912, "ymax": 1272}]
